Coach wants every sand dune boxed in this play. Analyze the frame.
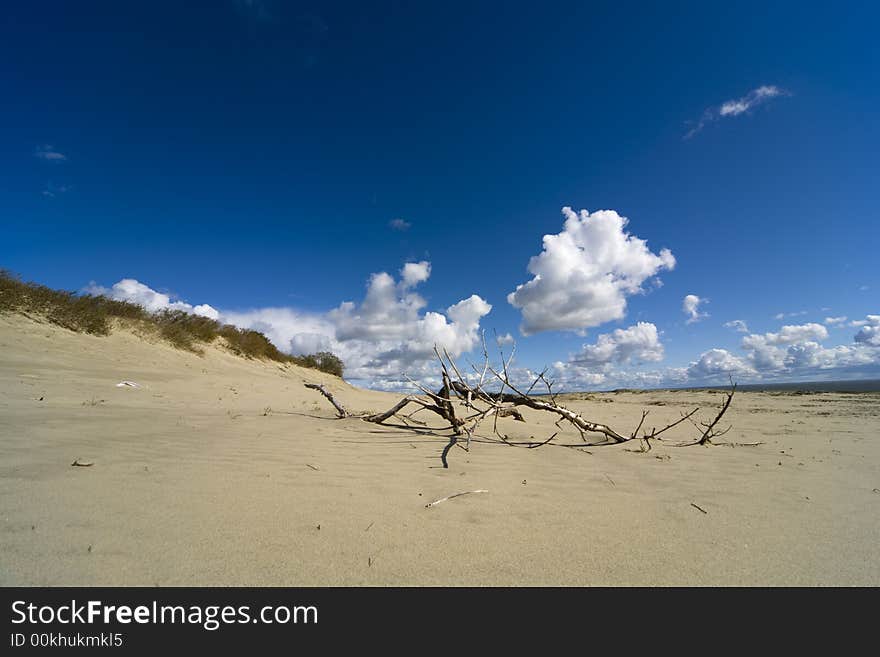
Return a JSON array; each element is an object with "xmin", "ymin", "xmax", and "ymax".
[{"xmin": 1, "ymin": 314, "xmax": 878, "ymax": 585}]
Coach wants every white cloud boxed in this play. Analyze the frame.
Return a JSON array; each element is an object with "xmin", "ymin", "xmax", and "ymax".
[
  {"xmin": 686, "ymin": 85, "xmax": 789, "ymax": 138},
  {"xmin": 724, "ymin": 319, "xmax": 749, "ymax": 333},
  {"xmin": 824, "ymin": 316, "xmax": 847, "ymax": 327},
  {"xmin": 571, "ymin": 322, "xmax": 664, "ymax": 367},
  {"xmin": 739, "ymin": 323, "xmax": 829, "ymax": 371},
  {"xmin": 682, "ymin": 294, "xmax": 708, "ymax": 324},
  {"xmin": 86, "ymin": 279, "xmax": 220, "ymax": 319},
  {"xmin": 762, "ymin": 323, "xmax": 829, "ymax": 345},
  {"xmin": 555, "ymin": 315, "xmax": 880, "ymax": 391},
  {"xmin": 34, "ymin": 144, "xmax": 67, "ymax": 161},
  {"xmin": 507, "ymin": 206, "xmax": 675, "ymax": 335},
  {"xmin": 496, "ymin": 332, "xmax": 515, "ymax": 346},
  {"xmin": 388, "ymin": 218, "xmax": 411, "ymax": 231},
  {"xmin": 400, "ymin": 261, "xmax": 430, "ymax": 288},
  {"xmin": 686, "ymin": 348, "xmax": 755, "ymax": 379},
  {"xmin": 218, "ymin": 307, "xmax": 335, "ymax": 355},
  {"xmin": 731, "ymin": 320, "xmax": 880, "ymax": 378},
  {"xmin": 221, "ymin": 262, "xmax": 491, "ymax": 385},
  {"xmin": 854, "ymin": 315, "xmax": 880, "ymax": 347},
  {"xmin": 719, "ymin": 85, "xmax": 786, "ymax": 116},
  {"xmin": 774, "ymin": 310, "xmax": 807, "ymax": 320},
  {"xmin": 87, "ymin": 265, "xmax": 492, "ymax": 387}
]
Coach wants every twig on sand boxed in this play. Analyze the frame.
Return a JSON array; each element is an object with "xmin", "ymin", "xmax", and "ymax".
[
  {"xmin": 306, "ymin": 463, "xmax": 320, "ymax": 471},
  {"xmin": 304, "ymin": 383, "xmax": 349, "ymax": 418},
  {"xmin": 691, "ymin": 502, "xmax": 708, "ymax": 514},
  {"xmin": 425, "ymin": 489, "xmax": 488, "ymax": 508},
  {"xmin": 71, "ymin": 460, "xmax": 93, "ymax": 467}
]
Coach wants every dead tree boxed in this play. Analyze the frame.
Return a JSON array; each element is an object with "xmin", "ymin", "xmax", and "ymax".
[{"xmin": 305, "ymin": 337, "xmax": 738, "ymax": 468}]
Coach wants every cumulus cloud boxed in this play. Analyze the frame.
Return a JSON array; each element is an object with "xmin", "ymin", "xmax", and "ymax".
[
  {"xmin": 685, "ymin": 85, "xmax": 789, "ymax": 138},
  {"xmin": 686, "ymin": 348, "xmax": 755, "ymax": 379},
  {"xmin": 854, "ymin": 315, "xmax": 880, "ymax": 347},
  {"xmin": 400, "ymin": 261, "xmax": 430, "ymax": 288},
  {"xmin": 218, "ymin": 307, "xmax": 336, "ymax": 355},
  {"xmin": 682, "ymin": 294, "xmax": 708, "ymax": 324},
  {"xmin": 85, "ymin": 279, "xmax": 220, "ymax": 319},
  {"xmin": 759, "ymin": 323, "xmax": 829, "ymax": 345},
  {"xmin": 34, "ymin": 144, "xmax": 67, "ymax": 161},
  {"xmin": 87, "ymin": 265, "xmax": 492, "ymax": 388},
  {"xmin": 824, "ymin": 316, "xmax": 847, "ymax": 327},
  {"xmin": 739, "ymin": 323, "xmax": 829, "ymax": 371},
  {"xmin": 571, "ymin": 322, "xmax": 664, "ymax": 367},
  {"xmin": 724, "ymin": 319, "xmax": 749, "ymax": 333},
  {"xmin": 388, "ymin": 218, "xmax": 411, "ymax": 231},
  {"xmin": 496, "ymin": 333, "xmax": 515, "ymax": 346},
  {"xmin": 326, "ymin": 267, "xmax": 491, "ymax": 380},
  {"xmin": 732, "ymin": 320, "xmax": 880, "ymax": 377},
  {"xmin": 507, "ymin": 207, "xmax": 675, "ymax": 336},
  {"xmin": 555, "ymin": 316, "xmax": 880, "ymax": 391}
]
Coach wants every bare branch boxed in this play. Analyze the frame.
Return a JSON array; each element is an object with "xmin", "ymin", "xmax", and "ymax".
[
  {"xmin": 304, "ymin": 383, "xmax": 349, "ymax": 418},
  {"xmin": 304, "ymin": 346, "xmax": 737, "ymax": 467}
]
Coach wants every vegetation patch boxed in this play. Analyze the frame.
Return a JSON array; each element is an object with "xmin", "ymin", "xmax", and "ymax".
[{"xmin": 0, "ymin": 270, "xmax": 344, "ymax": 377}]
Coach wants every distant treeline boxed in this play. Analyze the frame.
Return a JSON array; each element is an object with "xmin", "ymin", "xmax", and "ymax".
[{"xmin": 0, "ymin": 270, "xmax": 344, "ymax": 377}]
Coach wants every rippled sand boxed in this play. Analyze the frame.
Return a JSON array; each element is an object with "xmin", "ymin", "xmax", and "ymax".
[{"xmin": 2, "ymin": 314, "xmax": 878, "ymax": 585}]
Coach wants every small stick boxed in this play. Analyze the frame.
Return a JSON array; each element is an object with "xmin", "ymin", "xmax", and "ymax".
[
  {"xmin": 691, "ymin": 502, "xmax": 708, "ymax": 514},
  {"xmin": 425, "ymin": 489, "xmax": 488, "ymax": 508},
  {"xmin": 306, "ymin": 463, "xmax": 320, "ymax": 471},
  {"xmin": 71, "ymin": 460, "xmax": 94, "ymax": 467}
]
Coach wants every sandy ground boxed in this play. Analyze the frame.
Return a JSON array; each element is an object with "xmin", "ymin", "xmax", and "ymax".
[{"xmin": 1, "ymin": 313, "xmax": 878, "ymax": 586}]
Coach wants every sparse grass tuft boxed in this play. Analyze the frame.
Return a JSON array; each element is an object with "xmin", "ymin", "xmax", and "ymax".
[{"xmin": 0, "ymin": 270, "xmax": 344, "ymax": 377}]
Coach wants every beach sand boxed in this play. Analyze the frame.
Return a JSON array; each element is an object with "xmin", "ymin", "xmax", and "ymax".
[{"xmin": 1, "ymin": 313, "xmax": 878, "ymax": 586}]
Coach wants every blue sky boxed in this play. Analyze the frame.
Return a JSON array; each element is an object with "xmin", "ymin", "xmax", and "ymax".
[{"xmin": 2, "ymin": 1, "xmax": 878, "ymax": 389}]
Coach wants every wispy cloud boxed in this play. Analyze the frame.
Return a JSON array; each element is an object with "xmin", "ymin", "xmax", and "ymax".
[
  {"xmin": 724, "ymin": 319, "xmax": 750, "ymax": 333},
  {"xmin": 388, "ymin": 218, "xmax": 411, "ymax": 231},
  {"xmin": 774, "ymin": 310, "xmax": 807, "ymax": 321},
  {"xmin": 41, "ymin": 183, "xmax": 72, "ymax": 198},
  {"xmin": 685, "ymin": 85, "xmax": 789, "ymax": 138},
  {"xmin": 34, "ymin": 144, "xmax": 67, "ymax": 162}
]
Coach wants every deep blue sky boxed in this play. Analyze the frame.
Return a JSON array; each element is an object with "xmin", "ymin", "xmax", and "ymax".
[{"xmin": 2, "ymin": 1, "xmax": 878, "ymax": 387}]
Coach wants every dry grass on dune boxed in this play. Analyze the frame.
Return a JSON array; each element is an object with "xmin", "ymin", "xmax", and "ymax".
[{"xmin": 0, "ymin": 269, "xmax": 343, "ymax": 376}]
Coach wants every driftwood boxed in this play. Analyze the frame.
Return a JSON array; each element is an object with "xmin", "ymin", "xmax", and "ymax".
[
  {"xmin": 304, "ymin": 383, "xmax": 349, "ymax": 418},
  {"xmin": 305, "ymin": 336, "xmax": 738, "ymax": 468}
]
